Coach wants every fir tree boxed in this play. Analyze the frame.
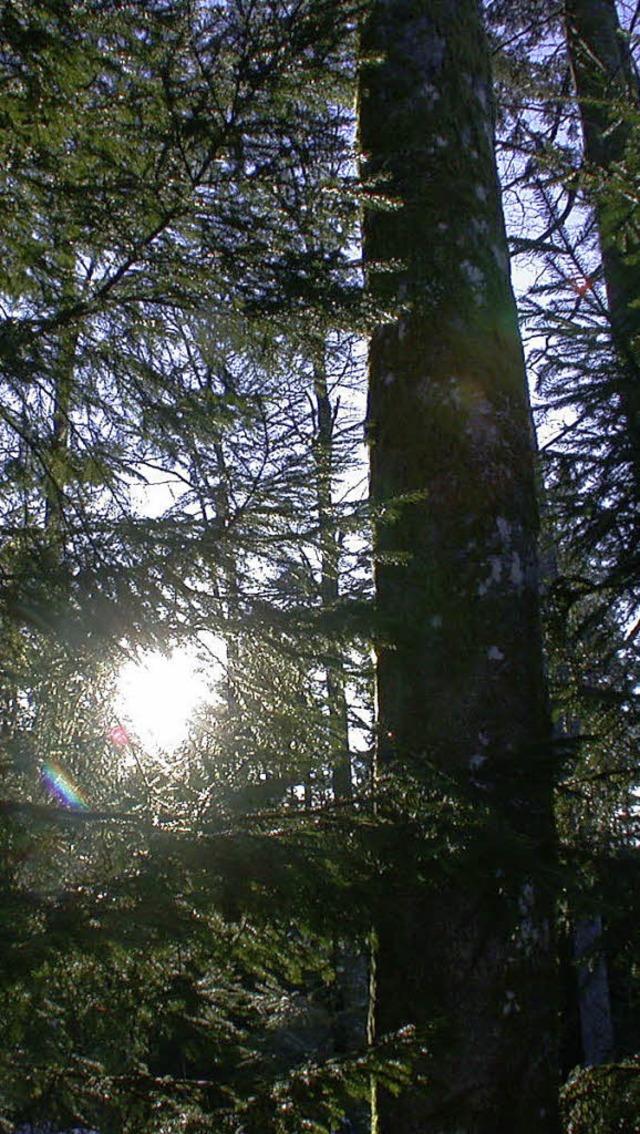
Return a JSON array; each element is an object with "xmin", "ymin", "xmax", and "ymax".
[{"xmin": 360, "ymin": 0, "xmax": 559, "ymax": 1129}]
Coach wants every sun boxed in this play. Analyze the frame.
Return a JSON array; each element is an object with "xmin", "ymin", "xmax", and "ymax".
[{"xmin": 115, "ymin": 647, "xmax": 210, "ymax": 754}]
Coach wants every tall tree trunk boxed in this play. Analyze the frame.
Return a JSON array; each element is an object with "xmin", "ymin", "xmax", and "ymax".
[
  {"xmin": 212, "ymin": 435, "xmax": 244, "ymax": 738},
  {"xmin": 313, "ymin": 358, "xmax": 353, "ymax": 802},
  {"xmin": 564, "ymin": 2, "xmax": 634, "ymax": 1058},
  {"xmin": 565, "ymin": 0, "xmax": 640, "ymax": 480},
  {"xmin": 574, "ymin": 914, "xmax": 615, "ymax": 1065},
  {"xmin": 360, "ymin": 2, "xmax": 559, "ymax": 1130},
  {"xmin": 313, "ymin": 353, "xmax": 370, "ymax": 1131},
  {"xmin": 44, "ymin": 245, "xmax": 79, "ymax": 542}
]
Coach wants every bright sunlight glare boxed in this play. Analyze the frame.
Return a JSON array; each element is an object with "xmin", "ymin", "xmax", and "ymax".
[{"xmin": 115, "ymin": 647, "xmax": 211, "ymax": 755}]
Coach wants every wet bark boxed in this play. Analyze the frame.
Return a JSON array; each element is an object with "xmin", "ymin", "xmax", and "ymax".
[{"xmin": 360, "ymin": 1, "xmax": 559, "ymax": 1130}]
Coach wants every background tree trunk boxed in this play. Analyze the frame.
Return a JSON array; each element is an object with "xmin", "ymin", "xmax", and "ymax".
[
  {"xmin": 313, "ymin": 356, "xmax": 353, "ymax": 802},
  {"xmin": 360, "ymin": 1, "xmax": 559, "ymax": 1129},
  {"xmin": 565, "ymin": 0, "xmax": 640, "ymax": 479},
  {"xmin": 574, "ymin": 914, "xmax": 615, "ymax": 1065}
]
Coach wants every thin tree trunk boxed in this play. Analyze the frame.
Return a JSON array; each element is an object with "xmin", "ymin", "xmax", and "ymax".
[
  {"xmin": 360, "ymin": 1, "xmax": 559, "ymax": 1130},
  {"xmin": 574, "ymin": 914, "xmax": 615, "ymax": 1065},
  {"xmin": 313, "ymin": 353, "xmax": 370, "ymax": 1133},
  {"xmin": 313, "ymin": 358, "xmax": 353, "ymax": 802},
  {"xmin": 44, "ymin": 245, "xmax": 79, "ymax": 541},
  {"xmin": 44, "ymin": 333, "xmax": 79, "ymax": 541},
  {"xmin": 564, "ymin": 4, "xmax": 632, "ymax": 1061},
  {"xmin": 212, "ymin": 436, "xmax": 242, "ymax": 725},
  {"xmin": 565, "ymin": 0, "xmax": 640, "ymax": 480}
]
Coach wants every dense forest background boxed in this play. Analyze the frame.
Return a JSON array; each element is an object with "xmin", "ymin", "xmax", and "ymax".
[{"xmin": 1, "ymin": 1, "xmax": 640, "ymax": 1131}]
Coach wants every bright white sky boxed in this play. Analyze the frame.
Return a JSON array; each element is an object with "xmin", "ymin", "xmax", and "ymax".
[{"xmin": 115, "ymin": 647, "xmax": 213, "ymax": 754}]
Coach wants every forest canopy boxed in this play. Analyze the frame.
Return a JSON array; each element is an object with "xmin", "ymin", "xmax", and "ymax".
[{"xmin": 1, "ymin": 1, "xmax": 640, "ymax": 1132}]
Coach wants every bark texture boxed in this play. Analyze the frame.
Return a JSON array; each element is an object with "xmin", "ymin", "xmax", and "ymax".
[{"xmin": 360, "ymin": 1, "xmax": 559, "ymax": 1130}]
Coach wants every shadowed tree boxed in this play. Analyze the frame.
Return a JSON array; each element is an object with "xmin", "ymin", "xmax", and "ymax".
[
  {"xmin": 564, "ymin": 0, "xmax": 640, "ymax": 485},
  {"xmin": 360, "ymin": 0, "xmax": 560, "ymax": 1129}
]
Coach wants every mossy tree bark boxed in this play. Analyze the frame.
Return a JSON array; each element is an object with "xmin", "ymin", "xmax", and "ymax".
[{"xmin": 360, "ymin": 1, "xmax": 559, "ymax": 1130}]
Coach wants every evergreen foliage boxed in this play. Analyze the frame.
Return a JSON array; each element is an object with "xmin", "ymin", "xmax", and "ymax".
[
  {"xmin": 2, "ymin": 0, "xmax": 640, "ymax": 1131},
  {"xmin": 0, "ymin": 1, "xmax": 377, "ymax": 1130},
  {"xmin": 487, "ymin": 0, "xmax": 640, "ymax": 1120}
]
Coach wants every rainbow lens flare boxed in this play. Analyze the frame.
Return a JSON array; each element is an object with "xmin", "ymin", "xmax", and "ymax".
[{"xmin": 41, "ymin": 760, "xmax": 89, "ymax": 810}]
